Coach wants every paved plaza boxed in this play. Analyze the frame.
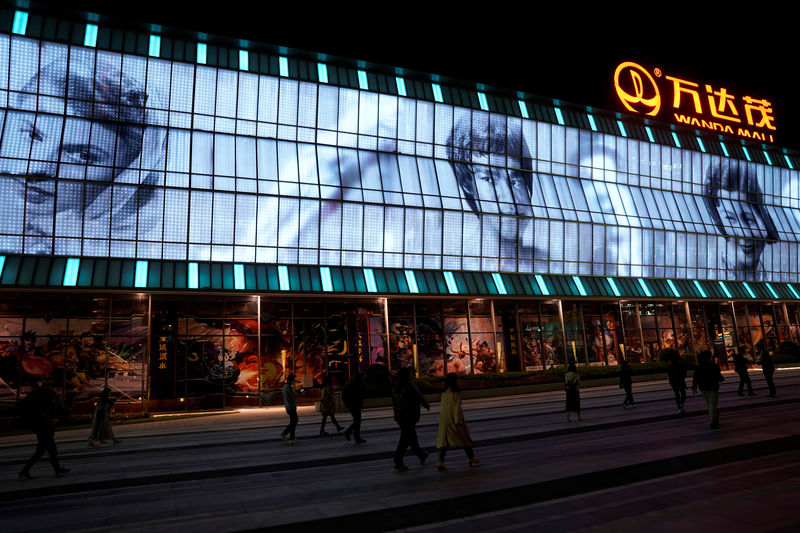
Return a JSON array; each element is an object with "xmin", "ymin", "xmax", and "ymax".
[{"xmin": 2, "ymin": 369, "xmax": 800, "ymax": 532}]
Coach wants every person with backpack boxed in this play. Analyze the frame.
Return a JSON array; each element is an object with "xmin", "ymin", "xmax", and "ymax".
[{"xmin": 342, "ymin": 373, "xmax": 367, "ymax": 444}]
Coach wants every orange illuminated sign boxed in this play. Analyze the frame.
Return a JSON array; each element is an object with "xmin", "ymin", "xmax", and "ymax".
[{"xmin": 613, "ymin": 61, "xmax": 776, "ymax": 143}]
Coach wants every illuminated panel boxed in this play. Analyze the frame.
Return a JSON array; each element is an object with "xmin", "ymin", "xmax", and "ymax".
[
  {"xmin": 443, "ymin": 271, "xmax": 459, "ymax": 294},
  {"xmin": 742, "ymin": 281, "xmax": 756, "ymax": 299},
  {"xmin": 742, "ymin": 146, "xmax": 751, "ymax": 162},
  {"xmin": 696, "ymin": 137, "xmax": 707, "ymax": 152},
  {"xmin": 492, "ymin": 273, "xmax": 507, "ymax": 295},
  {"xmin": 278, "ymin": 266, "xmax": 290, "ymax": 290},
  {"xmin": 535, "ymin": 275, "xmax": 550, "ymax": 296},
  {"xmin": 357, "ymin": 70, "xmax": 369, "ymax": 90},
  {"xmin": 363, "ymin": 268, "xmax": 378, "ymax": 293},
  {"xmin": 787, "ymin": 284, "xmax": 800, "ymax": 299},
  {"xmin": 765, "ymin": 282, "xmax": 779, "ymax": 299},
  {"xmin": 477, "ymin": 91, "xmax": 489, "ymax": 111},
  {"xmin": 63, "ymin": 258, "xmax": 80, "ymax": 286},
  {"xmin": 718, "ymin": 280, "xmax": 732, "ymax": 298},
  {"xmin": 432, "ymin": 83, "xmax": 443, "ymax": 103},
  {"xmin": 404, "ymin": 270, "xmax": 419, "ymax": 293},
  {"xmin": 720, "ymin": 141, "xmax": 730, "ymax": 157},
  {"xmin": 279, "ymin": 56, "xmax": 289, "ymax": 76},
  {"xmin": 645, "ymin": 126, "xmax": 655, "ymax": 142},
  {"xmin": 320, "ymin": 266, "xmax": 333, "ymax": 292},
  {"xmin": 606, "ymin": 277, "xmax": 621, "ymax": 297},
  {"xmin": 134, "ymin": 261, "xmax": 148, "ymax": 288},
  {"xmin": 554, "ymin": 107, "xmax": 565, "ymax": 125},
  {"xmin": 0, "ymin": 256, "xmax": 5, "ymax": 278},
  {"xmin": 317, "ymin": 62, "xmax": 328, "ymax": 83},
  {"xmin": 637, "ymin": 278, "xmax": 652, "ymax": 297},
  {"xmin": 238, "ymin": 50, "xmax": 249, "ymax": 71},
  {"xmin": 616, "ymin": 120, "xmax": 627, "ymax": 137},
  {"xmin": 234, "ymin": 264, "xmax": 245, "ymax": 290},
  {"xmin": 587, "ymin": 114, "xmax": 597, "ymax": 132},
  {"xmin": 148, "ymin": 35, "xmax": 161, "ymax": 57},
  {"xmin": 188, "ymin": 263, "xmax": 199, "ymax": 289},
  {"xmin": 764, "ymin": 151, "xmax": 773, "ymax": 165},
  {"xmin": 572, "ymin": 275, "xmax": 588, "ymax": 296},
  {"xmin": 518, "ymin": 100, "xmax": 529, "ymax": 119},
  {"xmin": 395, "ymin": 76, "xmax": 407, "ymax": 96},
  {"xmin": 671, "ymin": 131, "xmax": 681, "ymax": 148},
  {"xmin": 667, "ymin": 279, "xmax": 681, "ymax": 298},
  {"xmin": 84, "ymin": 24, "xmax": 98, "ymax": 47},
  {"xmin": 693, "ymin": 280, "xmax": 708, "ymax": 298},
  {"xmin": 784, "ymin": 154, "xmax": 794, "ymax": 169},
  {"xmin": 12, "ymin": 11, "xmax": 27, "ymax": 35},
  {"xmin": 196, "ymin": 43, "xmax": 208, "ymax": 64}
]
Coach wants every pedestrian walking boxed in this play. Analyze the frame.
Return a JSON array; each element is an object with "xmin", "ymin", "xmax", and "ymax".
[
  {"xmin": 564, "ymin": 363, "xmax": 582, "ymax": 422},
  {"xmin": 319, "ymin": 375, "xmax": 343, "ymax": 436},
  {"xmin": 436, "ymin": 373, "xmax": 480, "ymax": 471},
  {"xmin": 734, "ymin": 347, "xmax": 755, "ymax": 396},
  {"xmin": 619, "ymin": 359, "xmax": 635, "ymax": 408},
  {"xmin": 88, "ymin": 387, "xmax": 121, "ymax": 447},
  {"xmin": 758, "ymin": 343, "xmax": 777, "ymax": 397},
  {"xmin": 280, "ymin": 373, "xmax": 299, "ymax": 444},
  {"xmin": 391, "ymin": 367, "xmax": 430, "ymax": 472},
  {"xmin": 17, "ymin": 385, "xmax": 70, "ymax": 480},
  {"xmin": 343, "ymin": 373, "xmax": 367, "ymax": 444},
  {"xmin": 667, "ymin": 354, "xmax": 687, "ymax": 413},
  {"xmin": 692, "ymin": 350, "xmax": 725, "ymax": 428}
]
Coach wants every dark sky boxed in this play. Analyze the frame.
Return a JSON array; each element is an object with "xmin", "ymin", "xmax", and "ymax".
[{"xmin": 23, "ymin": 1, "xmax": 800, "ymax": 150}]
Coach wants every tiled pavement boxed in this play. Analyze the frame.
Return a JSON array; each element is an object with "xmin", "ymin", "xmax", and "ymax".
[{"xmin": 1, "ymin": 368, "xmax": 799, "ymax": 532}]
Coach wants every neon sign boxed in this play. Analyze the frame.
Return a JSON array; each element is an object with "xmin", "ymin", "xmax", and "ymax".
[{"xmin": 614, "ymin": 61, "xmax": 776, "ymax": 143}]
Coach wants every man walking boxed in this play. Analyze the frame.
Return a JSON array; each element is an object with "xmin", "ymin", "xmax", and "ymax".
[
  {"xmin": 668, "ymin": 354, "xmax": 687, "ymax": 413},
  {"xmin": 758, "ymin": 343, "xmax": 777, "ymax": 397},
  {"xmin": 692, "ymin": 350, "xmax": 725, "ymax": 428},
  {"xmin": 18, "ymin": 385, "xmax": 70, "ymax": 480},
  {"xmin": 734, "ymin": 347, "xmax": 755, "ymax": 396},
  {"xmin": 280, "ymin": 373, "xmax": 299, "ymax": 444},
  {"xmin": 392, "ymin": 367, "xmax": 430, "ymax": 471},
  {"xmin": 619, "ymin": 359, "xmax": 635, "ymax": 408},
  {"xmin": 343, "ymin": 373, "xmax": 367, "ymax": 444}
]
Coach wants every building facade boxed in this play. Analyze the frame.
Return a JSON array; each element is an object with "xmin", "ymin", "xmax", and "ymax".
[{"xmin": 2, "ymin": 6, "xmax": 800, "ymax": 411}]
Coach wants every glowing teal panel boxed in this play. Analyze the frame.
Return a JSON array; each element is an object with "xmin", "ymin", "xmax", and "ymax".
[
  {"xmin": 667, "ymin": 279, "xmax": 681, "ymax": 298},
  {"xmin": 787, "ymin": 283, "xmax": 800, "ymax": 299},
  {"xmin": 395, "ymin": 77, "xmax": 407, "ymax": 96},
  {"xmin": 188, "ymin": 262, "xmax": 199, "ymax": 289},
  {"xmin": 134, "ymin": 261, "xmax": 148, "ymax": 288},
  {"xmin": 697, "ymin": 137, "xmax": 706, "ymax": 153},
  {"xmin": 720, "ymin": 141, "xmax": 729, "ymax": 157},
  {"xmin": 587, "ymin": 114, "xmax": 597, "ymax": 132},
  {"xmin": 637, "ymin": 278, "xmax": 652, "ymax": 297},
  {"xmin": 317, "ymin": 62, "xmax": 328, "ymax": 83},
  {"xmin": 404, "ymin": 270, "xmax": 419, "ymax": 293},
  {"xmin": 358, "ymin": 70, "xmax": 369, "ymax": 90},
  {"xmin": 742, "ymin": 282, "xmax": 756, "ymax": 299},
  {"xmin": 320, "ymin": 266, "xmax": 333, "ymax": 292},
  {"xmin": 234, "ymin": 264, "xmax": 245, "ymax": 290},
  {"xmin": 63, "ymin": 258, "xmax": 80, "ymax": 286},
  {"xmin": 717, "ymin": 280, "xmax": 732, "ymax": 298},
  {"xmin": 12, "ymin": 11, "xmax": 28, "ymax": 35},
  {"xmin": 196, "ymin": 43, "xmax": 207, "ymax": 64},
  {"xmin": 784, "ymin": 154, "xmax": 794, "ymax": 170},
  {"xmin": 148, "ymin": 35, "xmax": 161, "ymax": 57},
  {"xmin": 278, "ymin": 265, "xmax": 290, "ymax": 290},
  {"xmin": 0, "ymin": 256, "xmax": 4, "ymax": 278},
  {"xmin": 765, "ymin": 282, "xmax": 779, "ymax": 299},
  {"xmin": 742, "ymin": 146, "xmax": 751, "ymax": 162},
  {"xmin": 443, "ymin": 271, "xmax": 458, "ymax": 294},
  {"xmin": 535, "ymin": 274, "xmax": 549, "ymax": 296},
  {"xmin": 84, "ymin": 24, "xmax": 98, "ymax": 47},
  {"xmin": 693, "ymin": 280, "xmax": 707, "ymax": 298},
  {"xmin": 432, "ymin": 83, "xmax": 443, "ymax": 102},
  {"xmin": 616, "ymin": 120, "xmax": 627, "ymax": 137},
  {"xmin": 572, "ymin": 276, "xmax": 588, "ymax": 296},
  {"xmin": 554, "ymin": 107, "xmax": 564, "ymax": 125},
  {"xmin": 764, "ymin": 151, "xmax": 772, "ymax": 165},
  {"xmin": 671, "ymin": 131, "xmax": 681, "ymax": 148},
  {"xmin": 239, "ymin": 49, "xmax": 249, "ymax": 71},
  {"xmin": 477, "ymin": 91, "xmax": 488, "ymax": 111},
  {"xmin": 492, "ymin": 273, "xmax": 507, "ymax": 295},
  {"xmin": 279, "ymin": 56, "xmax": 289, "ymax": 77},
  {"xmin": 518, "ymin": 100, "xmax": 529, "ymax": 119},
  {"xmin": 606, "ymin": 277, "xmax": 621, "ymax": 297},
  {"xmin": 363, "ymin": 268, "xmax": 378, "ymax": 292},
  {"xmin": 645, "ymin": 126, "xmax": 655, "ymax": 142}
]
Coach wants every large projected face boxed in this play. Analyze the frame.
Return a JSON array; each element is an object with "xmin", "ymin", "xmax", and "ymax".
[{"xmin": 0, "ymin": 34, "xmax": 797, "ymax": 282}]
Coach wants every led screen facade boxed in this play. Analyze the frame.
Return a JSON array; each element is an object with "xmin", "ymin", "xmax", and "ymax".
[{"xmin": 2, "ymin": 34, "xmax": 800, "ymax": 282}]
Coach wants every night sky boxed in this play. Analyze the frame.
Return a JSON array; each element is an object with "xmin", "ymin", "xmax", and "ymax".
[{"xmin": 22, "ymin": 1, "xmax": 800, "ymax": 151}]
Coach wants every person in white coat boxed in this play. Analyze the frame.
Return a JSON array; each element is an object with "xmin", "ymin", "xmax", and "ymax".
[{"xmin": 436, "ymin": 372, "xmax": 480, "ymax": 471}]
